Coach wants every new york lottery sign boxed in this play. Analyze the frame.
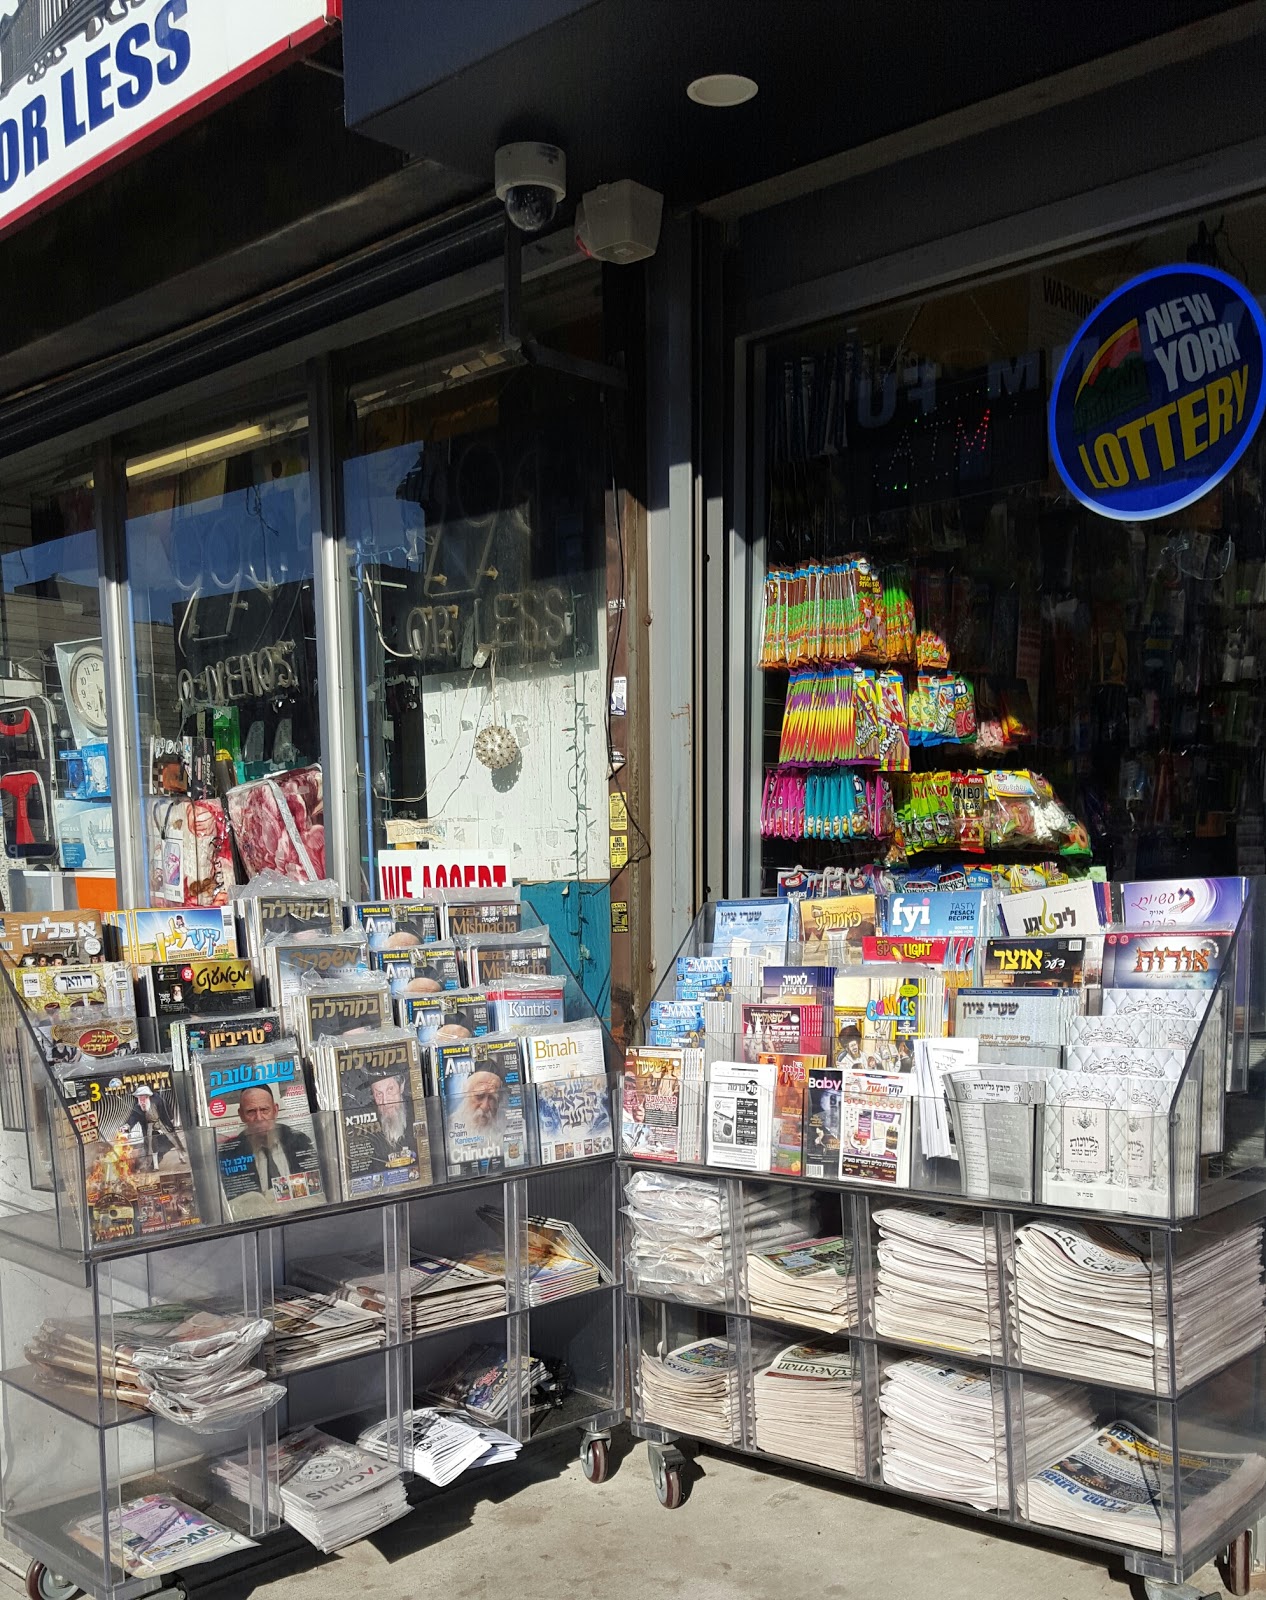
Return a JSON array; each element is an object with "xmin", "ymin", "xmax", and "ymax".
[
  {"xmin": 1049, "ymin": 263, "xmax": 1266, "ymax": 520},
  {"xmin": 0, "ymin": 0, "xmax": 339, "ymax": 237}
]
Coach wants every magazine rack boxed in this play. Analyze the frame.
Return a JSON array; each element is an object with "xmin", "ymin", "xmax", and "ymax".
[
  {"xmin": 0, "ymin": 924, "xmax": 622, "ymax": 1600},
  {"xmin": 620, "ymin": 886, "xmax": 1266, "ymax": 1591}
]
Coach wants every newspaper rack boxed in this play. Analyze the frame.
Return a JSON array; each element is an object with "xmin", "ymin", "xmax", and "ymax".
[
  {"xmin": 621, "ymin": 885, "xmax": 1266, "ymax": 1589},
  {"xmin": 0, "ymin": 923, "xmax": 622, "ymax": 1600}
]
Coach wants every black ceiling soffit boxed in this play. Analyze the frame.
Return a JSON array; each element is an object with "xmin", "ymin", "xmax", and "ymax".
[{"xmin": 343, "ymin": 0, "xmax": 1252, "ymax": 206}]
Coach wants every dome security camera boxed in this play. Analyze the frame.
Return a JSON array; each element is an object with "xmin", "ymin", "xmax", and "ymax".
[{"xmin": 495, "ymin": 142, "xmax": 567, "ymax": 233}]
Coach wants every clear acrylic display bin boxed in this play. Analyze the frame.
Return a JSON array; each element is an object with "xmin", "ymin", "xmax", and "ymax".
[
  {"xmin": 0, "ymin": 915, "xmax": 622, "ymax": 1600},
  {"xmin": 617, "ymin": 1164, "xmax": 1266, "ymax": 1583},
  {"xmin": 626, "ymin": 886, "xmax": 1266, "ymax": 1224}
]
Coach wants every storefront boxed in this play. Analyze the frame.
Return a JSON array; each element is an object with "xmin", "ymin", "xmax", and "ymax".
[
  {"xmin": 3, "ymin": 0, "xmax": 1266, "ymax": 1024},
  {"xmin": 0, "ymin": 0, "xmax": 645, "ymax": 1028},
  {"xmin": 659, "ymin": 4, "xmax": 1266, "ymax": 926}
]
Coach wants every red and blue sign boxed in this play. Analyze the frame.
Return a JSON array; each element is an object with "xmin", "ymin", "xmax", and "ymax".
[{"xmin": 1049, "ymin": 263, "xmax": 1266, "ymax": 520}]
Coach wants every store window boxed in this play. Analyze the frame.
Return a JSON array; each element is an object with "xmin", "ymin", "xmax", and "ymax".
[
  {"xmin": 124, "ymin": 404, "xmax": 320, "ymax": 904},
  {"xmin": 0, "ymin": 467, "xmax": 113, "ymax": 910},
  {"xmin": 342, "ymin": 271, "xmax": 612, "ymax": 899},
  {"xmin": 753, "ymin": 199, "xmax": 1266, "ymax": 891}
]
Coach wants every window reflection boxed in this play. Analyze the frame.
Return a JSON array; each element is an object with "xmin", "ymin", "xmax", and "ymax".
[
  {"xmin": 344, "ymin": 360, "xmax": 608, "ymax": 894},
  {"xmin": 0, "ymin": 472, "xmax": 114, "ymax": 908},
  {"xmin": 125, "ymin": 410, "xmax": 318, "ymax": 903}
]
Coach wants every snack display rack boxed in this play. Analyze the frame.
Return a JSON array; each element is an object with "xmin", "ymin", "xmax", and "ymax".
[
  {"xmin": 0, "ymin": 924, "xmax": 622, "ymax": 1600},
  {"xmin": 621, "ymin": 889, "xmax": 1266, "ymax": 1593}
]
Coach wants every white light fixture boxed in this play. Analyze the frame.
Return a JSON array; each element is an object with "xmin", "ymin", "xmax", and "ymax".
[{"xmin": 687, "ymin": 72, "xmax": 758, "ymax": 107}]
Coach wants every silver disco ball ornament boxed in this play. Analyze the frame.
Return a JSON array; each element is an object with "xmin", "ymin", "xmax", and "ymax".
[{"xmin": 474, "ymin": 723, "xmax": 521, "ymax": 770}]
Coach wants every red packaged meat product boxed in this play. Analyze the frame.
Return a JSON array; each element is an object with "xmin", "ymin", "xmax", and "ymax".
[{"xmin": 227, "ymin": 766, "xmax": 325, "ymax": 882}]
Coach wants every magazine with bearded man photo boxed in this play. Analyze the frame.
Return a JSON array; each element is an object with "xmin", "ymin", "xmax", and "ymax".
[{"xmin": 435, "ymin": 1036, "xmax": 528, "ymax": 1178}]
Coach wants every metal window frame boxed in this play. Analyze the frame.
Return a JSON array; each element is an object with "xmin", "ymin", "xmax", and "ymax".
[{"xmin": 719, "ymin": 136, "xmax": 1266, "ymax": 895}]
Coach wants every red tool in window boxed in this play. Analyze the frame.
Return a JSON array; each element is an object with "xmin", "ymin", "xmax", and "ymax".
[
  {"xmin": 0, "ymin": 707, "xmax": 44, "ymax": 758},
  {"xmin": 0, "ymin": 771, "xmax": 47, "ymax": 848}
]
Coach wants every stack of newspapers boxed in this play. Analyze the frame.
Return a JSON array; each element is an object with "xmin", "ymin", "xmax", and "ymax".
[
  {"xmin": 288, "ymin": 1249, "xmax": 507, "ymax": 1338},
  {"xmin": 1025, "ymin": 1422, "xmax": 1266, "ymax": 1551},
  {"xmin": 746, "ymin": 1237, "xmax": 856, "ymax": 1332},
  {"xmin": 464, "ymin": 1211, "xmax": 614, "ymax": 1305},
  {"xmin": 215, "ymin": 1427, "xmax": 408, "ymax": 1552},
  {"xmin": 523, "ymin": 1216, "xmax": 614, "ymax": 1303},
  {"xmin": 359, "ymin": 1408, "xmax": 520, "ymax": 1486},
  {"xmin": 428, "ymin": 1342, "xmax": 552, "ymax": 1423},
  {"xmin": 624, "ymin": 1170, "xmax": 731, "ymax": 1305},
  {"xmin": 406, "ymin": 1254, "xmax": 508, "ymax": 1334},
  {"xmin": 267, "ymin": 1286, "xmax": 384, "ymax": 1374},
  {"xmin": 753, "ymin": 1341, "xmax": 864, "ymax": 1475},
  {"xmin": 639, "ymin": 1337, "xmax": 740, "ymax": 1445},
  {"xmin": 26, "ymin": 1306, "xmax": 283, "ymax": 1432},
  {"xmin": 1011, "ymin": 1220, "xmax": 1266, "ymax": 1392},
  {"xmin": 872, "ymin": 1207, "xmax": 1000, "ymax": 1357},
  {"xmin": 881, "ymin": 1358, "xmax": 1094, "ymax": 1511}
]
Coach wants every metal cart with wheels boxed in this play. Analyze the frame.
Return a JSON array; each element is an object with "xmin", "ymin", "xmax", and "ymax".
[
  {"xmin": 0, "ymin": 936, "xmax": 624, "ymax": 1600},
  {"xmin": 617, "ymin": 890, "xmax": 1266, "ymax": 1588}
]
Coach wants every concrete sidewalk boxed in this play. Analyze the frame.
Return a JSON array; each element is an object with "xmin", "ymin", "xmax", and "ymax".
[{"xmin": 0, "ymin": 1435, "xmax": 1241, "ymax": 1600}]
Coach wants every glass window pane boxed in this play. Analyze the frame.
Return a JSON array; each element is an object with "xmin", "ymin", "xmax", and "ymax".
[
  {"xmin": 753, "ymin": 195, "xmax": 1266, "ymax": 889},
  {"xmin": 0, "ymin": 467, "xmax": 115, "ymax": 909},
  {"xmin": 124, "ymin": 405, "xmax": 320, "ymax": 903},
  {"xmin": 342, "ymin": 287, "xmax": 611, "ymax": 902}
]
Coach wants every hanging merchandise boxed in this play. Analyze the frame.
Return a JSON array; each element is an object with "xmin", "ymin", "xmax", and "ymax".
[
  {"xmin": 761, "ymin": 769, "xmax": 895, "ymax": 842},
  {"xmin": 908, "ymin": 675, "xmax": 977, "ymax": 748},
  {"xmin": 473, "ymin": 653, "xmax": 523, "ymax": 772},
  {"xmin": 890, "ymin": 770, "xmax": 1089, "ymax": 859},
  {"xmin": 226, "ymin": 767, "xmax": 325, "ymax": 883},
  {"xmin": 778, "ymin": 668, "xmax": 910, "ymax": 771}
]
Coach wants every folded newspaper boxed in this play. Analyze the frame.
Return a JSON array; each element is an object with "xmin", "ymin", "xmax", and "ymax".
[
  {"xmin": 881, "ymin": 1358, "xmax": 1094, "ymax": 1512},
  {"xmin": 26, "ymin": 1305, "xmax": 283, "ymax": 1432},
  {"xmin": 639, "ymin": 1337, "xmax": 740, "ymax": 1446},
  {"xmin": 1025, "ymin": 1421, "xmax": 1266, "ymax": 1551},
  {"xmin": 215, "ymin": 1426, "xmax": 408, "ymax": 1552},
  {"xmin": 358, "ymin": 1407, "xmax": 520, "ymax": 1486},
  {"xmin": 623, "ymin": 1169, "xmax": 730, "ymax": 1306},
  {"xmin": 1011, "ymin": 1219, "xmax": 1266, "ymax": 1394},
  {"xmin": 746, "ymin": 1237, "xmax": 856, "ymax": 1332},
  {"xmin": 266, "ymin": 1285, "xmax": 384, "ymax": 1375},
  {"xmin": 753, "ymin": 1341, "xmax": 863, "ymax": 1476},
  {"xmin": 872, "ymin": 1207, "xmax": 1000, "ymax": 1357}
]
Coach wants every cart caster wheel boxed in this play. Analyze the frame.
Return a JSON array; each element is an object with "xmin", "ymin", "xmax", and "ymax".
[
  {"xmin": 656, "ymin": 1464, "xmax": 682, "ymax": 1508},
  {"xmin": 1224, "ymin": 1528, "xmax": 1252, "ymax": 1596},
  {"xmin": 581, "ymin": 1436, "xmax": 609, "ymax": 1483},
  {"xmin": 25, "ymin": 1564, "xmax": 81, "ymax": 1600}
]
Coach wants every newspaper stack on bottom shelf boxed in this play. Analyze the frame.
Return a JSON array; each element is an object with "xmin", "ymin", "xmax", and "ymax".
[
  {"xmin": 1026, "ymin": 1423, "xmax": 1266, "ymax": 1552},
  {"xmin": 872, "ymin": 1208, "xmax": 999, "ymax": 1358},
  {"xmin": 881, "ymin": 1359, "xmax": 1094, "ymax": 1512},
  {"xmin": 753, "ymin": 1341, "xmax": 864, "ymax": 1476},
  {"xmin": 746, "ymin": 1237, "xmax": 856, "ymax": 1332},
  {"xmin": 1011, "ymin": 1220, "xmax": 1266, "ymax": 1394},
  {"xmin": 66, "ymin": 1496, "xmax": 254, "ymax": 1578},
  {"xmin": 25, "ymin": 1306, "xmax": 283, "ymax": 1431},
  {"xmin": 624, "ymin": 1171, "xmax": 730, "ymax": 1306},
  {"xmin": 215, "ymin": 1427, "xmax": 408, "ymax": 1552},
  {"xmin": 359, "ymin": 1409, "xmax": 520, "ymax": 1487},
  {"xmin": 639, "ymin": 1337, "xmax": 740, "ymax": 1445}
]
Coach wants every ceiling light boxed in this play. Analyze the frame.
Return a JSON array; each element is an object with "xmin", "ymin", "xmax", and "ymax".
[
  {"xmin": 687, "ymin": 73, "xmax": 758, "ymax": 108},
  {"xmin": 125, "ymin": 417, "xmax": 307, "ymax": 481}
]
